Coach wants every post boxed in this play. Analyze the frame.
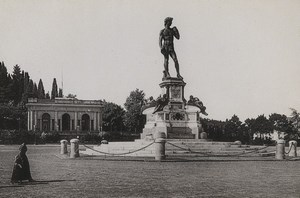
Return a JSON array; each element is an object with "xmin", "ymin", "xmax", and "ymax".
[
  {"xmin": 288, "ymin": 140, "xmax": 297, "ymax": 157},
  {"xmin": 70, "ymin": 139, "xmax": 79, "ymax": 158},
  {"xmin": 154, "ymin": 132, "xmax": 166, "ymax": 161},
  {"xmin": 60, "ymin": 139, "xmax": 68, "ymax": 155},
  {"xmin": 200, "ymin": 132, "xmax": 207, "ymax": 139},
  {"xmin": 275, "ymin": 139, "xmax": 285, "ymax": 160}
]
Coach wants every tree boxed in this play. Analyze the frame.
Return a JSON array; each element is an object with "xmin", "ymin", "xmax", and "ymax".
[
  {"xmin": 51, "ymin": 78, "xmax": 58, "ymax": 99},
  {"xmin": 102, "ymin": 101, "xmax": 125, "ymax": 132},
  {"xmin": 123, "ymin": 89, "xmax": 145, "ymax": 133},
  {"xmin": 66, "ymin": 93, "xmax": 77, "ymax": 99},
  {"xmin": 268, "ymin": 113, "xmax": 294, "ymax": 140},
  {"xmin": 21, "ymin": 72, "xmax": 30, "ymax": 104},
  {"xmin": 0, "ymin": 62, "xmax": 12, "ymax": 103},
  {"xmin": 289, "ymin": 108, "xmax": 300, "ymax": 139},
  {"xmin": 26, "ymin": 79, "xmax": 34, "ymax": 98},
  {"xmin": 202, "ymin": 118, "xmax": 225, "ymax": 141},
  {"xmin": 290, "ymin": 108, "xmax": 300, "ymax": 131},
  {"xmin": 11, "ymin": 65, "xmax": 23, "ymax": 105},
  {"xmin": 33, "ymin": 83, "xmax": 38, "ymax": 98},
  {"xmin": 249, "ymin": 115, "xmax": 272, "ymax": 143},
  {"xmin": 45, "ymin": 92, "xmax": 50, "ymax": 99},
  {"xmin": 0, "ymin": 104, "xmax": 26, "ymax": 130},
  {"xmin": 244, "ymin": 118, "xmax": 256, "ymax": 142},
  {"xmin": 58, "ymin": 88, "xmax": 63, "ymax": 98},
  {"xmin": 224, "ymin": 115, "xmax": 244, "ymax": 142},
  {"xmin": 269, "ymin": 113, "xmax": 289, "ymax": 132},
  {"xmin": 37, "ymin": 79, "xmax": 45, "ymax": 99}
]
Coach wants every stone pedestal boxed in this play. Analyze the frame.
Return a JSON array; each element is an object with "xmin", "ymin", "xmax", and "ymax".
[
  {"xmin": 70, "ymin": 139, "xmax": 80, "ymax": 158},
  {"xmin": 60, "ymin": 139, "xmax": 68, "ymax": 154},
  {"xmin": 154, "ymin": 132, "xmax": 166, "ymax": 160},
  {"xmin": 141, "ymin": 78, "xmax": 204, "ymax": 139},
  {"xmin": 275, "ymin": 139, "xmax": 285, "ymax": 160}
]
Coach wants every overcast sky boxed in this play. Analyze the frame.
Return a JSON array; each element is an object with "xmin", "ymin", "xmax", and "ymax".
[{"xmin": 0, "ymin": 0, "xmax": 299, "ymax": 121}]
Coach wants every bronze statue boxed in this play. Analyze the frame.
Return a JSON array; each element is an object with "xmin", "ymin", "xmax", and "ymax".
[
  {"xmin": 159, "ymin": 17, "xmax": 183, "ymax": 80},
  {"xmin": 187, "ymin": 95, "xmax": 208, "ymax": 116},
  {"xmin": 153, "ymin": 94, "xmax": 169, "ymax": 114}
]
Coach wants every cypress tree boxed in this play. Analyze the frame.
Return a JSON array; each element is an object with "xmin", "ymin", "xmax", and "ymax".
[
  {"xmin": 37, "ymin": 79, "xmax": 45, "ymax": 99},
  {"xmin": 21, "ymin": 72, "xmax": 30, "ymax": 104},
  {"xmin": 58, "ymin": 88, "xmax": 63, "ymax": 98},
  {"xmin": 11, "ymin": 65, "xmax": 23, "ymax": 105},
  {"xmin": 51, "ymin": 78, "xmax": 58, "ymax": 99},
  {"xmin": 33, "ymin": 83, "xmax": 38, "ymax": 98},
  {"xmin": 45, "ymin": 92, "xmax": 50, "ymax": 99},
  {"xmin": 0, "ymin": 62, "xmax": 12, "ymax": 103},
  {"xmin": 27, "ymin": 79, "xmax": 34, "ymax": 98}
]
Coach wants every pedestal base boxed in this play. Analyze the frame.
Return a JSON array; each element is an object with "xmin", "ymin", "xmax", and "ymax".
[{"xmin": 141, "ymin": 105, "xmax": 204, "ymax": 140}]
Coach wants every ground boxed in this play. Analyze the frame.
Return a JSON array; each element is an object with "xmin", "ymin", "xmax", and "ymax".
[{"xmin": 0, "ymin": 145, "xmax": 300, "ymax": 198}]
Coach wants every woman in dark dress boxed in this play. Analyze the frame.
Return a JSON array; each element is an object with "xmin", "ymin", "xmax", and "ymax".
[{"xmin": 11, "ymin": 143, "xmax": 34, "ymax": 184}]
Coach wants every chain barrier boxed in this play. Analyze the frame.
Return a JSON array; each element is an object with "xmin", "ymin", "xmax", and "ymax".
[
  {"xmin": 285, "ymin": 142, "xmax": 294, "ymax": 155},
  {"xmin": 82, "ymin": 141, "xmax": 155, "ymax": 156},
  {"xmin": 80, "ymin": 139, "xmax": 275, "ymax": 158},
  {"xmin": 167, "ymin": 141, "xmax": 271, "ymax": 157}
]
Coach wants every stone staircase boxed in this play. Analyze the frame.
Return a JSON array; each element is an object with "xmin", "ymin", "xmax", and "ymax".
[
  {"xmin": 165, "ymin": 139, "xmax": 274, "ymax": 157},
  {"xmin": 80, "ymin": 139, "xmax": 275, "ymax": 158}
]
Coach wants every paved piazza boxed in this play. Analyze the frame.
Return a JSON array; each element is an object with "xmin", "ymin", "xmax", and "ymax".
[{"xmin": 1, "ymin": 145, "xmax": 300, "ymax": 198}]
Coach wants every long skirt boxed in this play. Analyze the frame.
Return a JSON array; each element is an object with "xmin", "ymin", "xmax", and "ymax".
[{"xmin": 11, "ymin": 154, "xmax": 33, "ymax": 183}]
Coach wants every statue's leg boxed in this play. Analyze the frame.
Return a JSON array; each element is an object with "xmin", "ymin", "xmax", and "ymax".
[
  {"xmin": 164, "ymin": 54, "xmax": 170, "ymax": 78},
  {"xmin": 170, "ymin": 52, "xmax": 183, "ymax": 79}
]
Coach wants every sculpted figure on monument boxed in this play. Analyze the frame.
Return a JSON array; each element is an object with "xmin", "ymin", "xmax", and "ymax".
[
  {"xmin": 141, "ymin": 96, "xmax": 156, "ymax": 111},
  {"xmin": 159, "ymin": 17, "xmax": 183, "ymax": 80},
  {"xmin": 188, "ymin": 95, "xmax": 208, "ymax": 116},
  {"xmin": 153, "ymin": 94, "xmax": 169, "ymax": 114}
]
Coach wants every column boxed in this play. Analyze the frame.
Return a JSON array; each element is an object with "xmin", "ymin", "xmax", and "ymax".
[
  {"xmin": 39, "ymin": 118, "xmax": 42, "ymax": 131},
  {"xmin": 34, "ymin": 111, "xmax": 37, "ymax": 131},
  {"xmin": 97, "ymin": 112, "xmax": 100, "ymax": 131},
  {"xmin": 70, "ymin": 115, "xmax": 72, "ymax": 131},
  {"xmin": 93, "ymin": 112, "xmax": 97, "ymax": 131},
  {"xmin": 89, "ymin": 117, "xmax": 91, "ymax": 131},
  {"xmin": 30, "ymin": 111, "xmax": 33, "ymax": 131},
  {"xmin": 27, "ymin": 111, "xmax": 30, "ymax": 131},
  {"xmin": 59, "ymin": 119, "xmax": 62, "ymax": 131},
  {"xmin": 55, "ymin": 111, "xmax": 58, "ymax": 131},
  {"xmin": 50, "ymin": 119, "xmax": 52, "ymax": 131},
  {"xmin": 75, "ymin": 112, "xmax": 78, "ymax": 131}
]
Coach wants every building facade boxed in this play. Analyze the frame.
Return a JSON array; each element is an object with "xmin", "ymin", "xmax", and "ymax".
[{"xmin": 26, "ymin": 98, "xmax": 103, "ymax": 133}]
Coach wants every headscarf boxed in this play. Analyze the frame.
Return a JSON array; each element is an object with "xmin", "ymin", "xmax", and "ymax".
[{"xmin": 19, "ymin": 143, "xmax": 27, "ymax": 153}]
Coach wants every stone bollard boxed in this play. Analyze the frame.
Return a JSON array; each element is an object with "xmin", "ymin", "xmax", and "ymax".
[
  {"xmin": 70, "ymin": 139, "xmax": 80, "ymax": 158},
  {"xmin": 288, "ymin": 140, "xmax": 297, "ymax": 157},
  {"xmin": 154, "ymin": 132, "xmax": 166, "ymax": 161},
  {"xmin": 275, "ymin": 139, "xmax": 285, "ymax": 160},
  {"xmin": 200, "ymin": 132, "xmax": 207, "ymax": 139},
  {"xmin": 60, "ymin": 139, "xmax": 68, "ymax": 154}
]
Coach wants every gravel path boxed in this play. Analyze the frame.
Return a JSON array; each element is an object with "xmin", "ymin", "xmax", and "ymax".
[{"xmin": 1, "ymin": 145, "xmax": 300, "ymax": 198}]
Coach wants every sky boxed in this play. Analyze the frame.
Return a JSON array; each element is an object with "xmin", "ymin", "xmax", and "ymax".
[{"xmin": 0, "ymin": 0, "xmax": 299, "ymax": 121}]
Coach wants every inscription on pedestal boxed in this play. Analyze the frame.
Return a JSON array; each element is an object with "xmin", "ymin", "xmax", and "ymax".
[{"xmin": 167, "ymin": 127, "xmax": 195, "ymax": 139}]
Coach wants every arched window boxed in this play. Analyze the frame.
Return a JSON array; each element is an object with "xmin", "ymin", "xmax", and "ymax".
[
  {"xmin": 62, "ymin": 113, "xmax": 71, "ymax": 131},
  {"xmin": 81, "ymin": 114, "xmax": 90, "ymax": 131}
]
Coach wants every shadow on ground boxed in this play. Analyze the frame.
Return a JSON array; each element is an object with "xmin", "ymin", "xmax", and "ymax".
[{"xmin": 0, "ymin": 179, "xmax": 76, "ymax": 188}]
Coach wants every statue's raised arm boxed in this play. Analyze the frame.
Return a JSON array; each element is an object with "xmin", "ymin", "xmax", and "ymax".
[{"xmin": 172, "ymin": 26, "xmax": 180, "ymax": 40}]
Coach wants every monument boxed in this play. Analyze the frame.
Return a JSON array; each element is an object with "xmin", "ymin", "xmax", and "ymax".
[{"xmin": 141, "ymin": 17, "xmax": 208, "ymax": 139}]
